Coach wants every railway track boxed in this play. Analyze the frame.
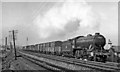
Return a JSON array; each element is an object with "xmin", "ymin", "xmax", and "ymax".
[
  {"xmin": 19, "ymin": 52, "xmax": 77, "ymax": 72},
  {"xmin": 19, "ymin": 51, "xmax": 120, "ymax": 72},
  {"xmin": 22, "ymin": 56, "xmax": 69, "ymax": 72}
]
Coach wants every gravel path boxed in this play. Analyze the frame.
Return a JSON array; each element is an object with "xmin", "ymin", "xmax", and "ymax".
[{"xmin": 10, "ymin": 57, "xmax": 48, "ymax": 70}]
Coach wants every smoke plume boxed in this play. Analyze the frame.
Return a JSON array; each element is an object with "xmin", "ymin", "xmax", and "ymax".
[{"xmin": 34, "ymin": 0, "xmax": 100, "ymax": 40}]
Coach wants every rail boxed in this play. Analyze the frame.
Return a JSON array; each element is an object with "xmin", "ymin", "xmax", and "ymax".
[{"xmin": 19, "ymin": 51, "xmax": 120, "ymax": 72}]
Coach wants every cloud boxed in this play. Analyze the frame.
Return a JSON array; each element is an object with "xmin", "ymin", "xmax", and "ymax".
[{"xmin": 34, "ymin": 0, "xmax": 100, "ymax": 40}]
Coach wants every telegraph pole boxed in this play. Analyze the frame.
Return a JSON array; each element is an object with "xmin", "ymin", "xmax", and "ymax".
[
  {"xmin": 12, "ymin": 30, "xmax": 17, "ymax": 60},
  {"xmin": 5, "ymin": 37, "xmax": 7, "ymax": 50},
  {"xmin": 5, "ymin": 37, "xmax": 7, "ymax": 46},
  {"xmin": 9, "ymin": 30, "xmax": 18, "ymax": 60}
]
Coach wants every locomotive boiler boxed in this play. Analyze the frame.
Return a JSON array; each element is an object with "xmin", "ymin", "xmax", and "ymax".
[{"xmin": 69, "ymin": 33, "xmax": 107, "ymax": 62}]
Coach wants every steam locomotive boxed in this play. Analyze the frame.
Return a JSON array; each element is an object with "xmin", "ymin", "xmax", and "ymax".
[{"xmin": 22, "ymin": 33, "xmax": 108, "ymax": 62}]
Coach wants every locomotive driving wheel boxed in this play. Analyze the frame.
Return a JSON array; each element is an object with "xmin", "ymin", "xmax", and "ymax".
[
  {"xmin": 75, "ymin": 50, "xmax": 83, "ymax": 59},
  {"xmin": 75, "ymin": 50, "xmax": 80, "ymax": 59}
]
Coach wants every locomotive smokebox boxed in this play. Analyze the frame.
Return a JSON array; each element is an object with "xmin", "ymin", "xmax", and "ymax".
[{"xmin": 94, "ymin": 33, "xmax": 106, "ymax": 48}]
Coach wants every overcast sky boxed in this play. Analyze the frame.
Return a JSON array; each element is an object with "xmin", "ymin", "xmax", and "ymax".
[{"xmin": 0, "ymin": 0, "xmax": 119, "ymax": 48}]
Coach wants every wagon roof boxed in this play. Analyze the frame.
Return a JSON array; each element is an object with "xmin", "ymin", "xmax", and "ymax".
[
  {"xmin": 39, "ymin": 40, "xmax": 62, "ymax": 44},
  {"xmin": 67, "ymin": 36, "xmax": 84, "ymax": 41}
]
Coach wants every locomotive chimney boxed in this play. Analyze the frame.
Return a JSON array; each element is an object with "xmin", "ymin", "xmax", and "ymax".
[{"xmin": 95, "ymin": 33, "xmax": 100, "ymax": 35}]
